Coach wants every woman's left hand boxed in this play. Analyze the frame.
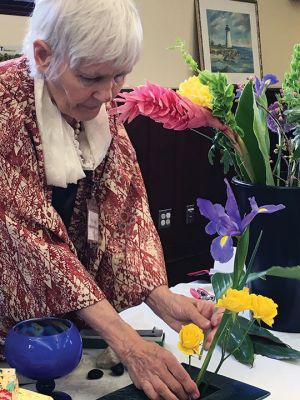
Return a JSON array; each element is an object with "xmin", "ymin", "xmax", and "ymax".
[{"xmin": 146, "ymin": 285, "xmax": 222, "ymax": 349}]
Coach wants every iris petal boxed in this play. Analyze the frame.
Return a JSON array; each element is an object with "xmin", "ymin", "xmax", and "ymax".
[
  {"xmin": 224, "ymin": 179, "xmax": 242, "ymax": 227},
  {"xmin": 257, "ymin": 204, "xmax": 285, "ymax": 213},
  {"xmin": 241, "ymin": 198, "xmax": 285, "ymax": 230},
  {"xmin": 197, "ymin": 198, "xmax": 219, "ymax": 220},
  {"xmin": 205, "ymin": 221, "xmax": 217, "ymax": 235},
  {"xmin": 211, "ymin": 235, "xmax": 234, "ymax": 263}
]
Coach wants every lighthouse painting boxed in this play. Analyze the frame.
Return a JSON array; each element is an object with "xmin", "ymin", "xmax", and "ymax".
[
  {"xmin": 225, "ymin": 25, "xmax": 232, "ymax": 48},
  {"xmin": 196, "ymin": 0, "xmax": 262, "ymax": 83},
  {"xmin": 206, "ymin": 9, "xmax": 254, "ymax": 73}
]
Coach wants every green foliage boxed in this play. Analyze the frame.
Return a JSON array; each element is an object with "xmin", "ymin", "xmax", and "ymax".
[
  {"xmin": 170, "ymin": 39, "xmax": 200, "ymax": 74},
  {"xmin": 175, "ymin": 40, "xmax": 300, "ymax": 186},
  {"xmin": 252, "ymin": 336, "xmax": 300, "ymax": 360},
  {"xmin": 247, "ymin": 265, "xmax": 300, "ymax": 282},
  {"xmin": 198, "ymin": 70, "xmax": 238, "ymax": 133},
  {"xmin": 235, "ymin": 81, "xmax": 274, "ymax": 185},
  {"xmin": 211, "ymin": 272, "xmax": 233, "ymax": 301},
  {"xmin": 283, "ymin": 44, "xmax": 300, "ymax": 124},
  {"xmin": 232, "ymin": 228, "xmax": 249, "ymax": 287},
  {"xmin": 224, "ymin": 316, "xmax": 300, "ymax": 364},
  {"xmin": 211, "ymin": 267, "xmax": 300, "ymax": 364},
  {"xmin": 218, "ymin": 316, "xmax": 254, "ymax": 365}
]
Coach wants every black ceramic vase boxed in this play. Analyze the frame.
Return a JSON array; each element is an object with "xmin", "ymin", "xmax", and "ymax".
[{"xmin": 232, "ymin": 177, "xmax": 300, "ymax": 332}]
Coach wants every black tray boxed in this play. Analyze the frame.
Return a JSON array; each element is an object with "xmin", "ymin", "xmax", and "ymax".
[{"xmin": 97, "ymin": 363, "xmax": 270, "ymax": 399}]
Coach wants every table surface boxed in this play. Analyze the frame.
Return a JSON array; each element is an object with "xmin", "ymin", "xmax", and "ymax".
[{"xmin": 1, "ymin": 282, "xmax": 300, "ymax": 400}]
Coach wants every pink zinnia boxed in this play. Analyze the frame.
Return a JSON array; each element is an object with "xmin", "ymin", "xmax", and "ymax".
[{"xmin": 111, "ymin": 81, "xmax": 226, "ymax": 131}]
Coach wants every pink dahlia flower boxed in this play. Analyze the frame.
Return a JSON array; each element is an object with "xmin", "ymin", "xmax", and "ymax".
[{"xmin": 112, "ymin": 81, "xmax": 226, "ymax": 131}]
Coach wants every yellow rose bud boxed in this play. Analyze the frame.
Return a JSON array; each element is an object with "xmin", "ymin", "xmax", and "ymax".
[
  {"xmin": 216, "ymin": 287, "xmax": 252, "ymax": 313},
  {"xmin": 250, "ymin": 294, "xmax": 278, "ymax": 327},
  {"xmin": 178, "ymin": 323, "xmax": 204, "ymax": 355},
  {"xmin": 178, "ymin": 76, "xmax": 213, "ymax": 109}
]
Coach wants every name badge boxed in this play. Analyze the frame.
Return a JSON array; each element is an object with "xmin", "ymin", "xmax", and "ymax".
[{"xmin": 86, "ymin": 198, "xmax": 99, "ymax": 243}]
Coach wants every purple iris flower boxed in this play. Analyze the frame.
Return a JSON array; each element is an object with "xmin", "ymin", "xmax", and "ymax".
[
  {"xmin": 254, "ymin": 74, "xmax": 279, "ymax": 97},
  {"xmin": 197, "ymin": 179, "xmax": 285, "ymax": 263}
]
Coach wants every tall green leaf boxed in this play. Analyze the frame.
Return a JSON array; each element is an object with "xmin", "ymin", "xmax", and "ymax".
[
  {"xmin": 247, "ymin": 265, "xmax": 300, "ymax": 283},
  {"xmin": 235, "ymin": 81, "xmax": 274, "ymax": 184},
  {"xmin": 239, "ymin": 230, "xmax": 263, "ymax": 288},
  {"xmin": 252, "ymin": 93, "xmax": 274, "ymax": 184},
  {"xmin": 233, "ymin": 228, "xmax": 249, "ymax": 288}
]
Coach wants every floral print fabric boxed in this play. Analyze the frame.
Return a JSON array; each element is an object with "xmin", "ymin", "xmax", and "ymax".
[{"xmin": 0, "ymin": 58, "xmax": 167, "ymax": 358}]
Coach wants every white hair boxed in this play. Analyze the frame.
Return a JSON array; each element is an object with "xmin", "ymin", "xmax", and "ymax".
[{"xmin": 23, "ymin": 0, "xmax": 143, "ymax": 79}]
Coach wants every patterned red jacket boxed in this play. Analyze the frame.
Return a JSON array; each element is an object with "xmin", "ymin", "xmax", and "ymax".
[{"xmin": 0, "ymin": 58, "xmax": 167, "ymax": 358}]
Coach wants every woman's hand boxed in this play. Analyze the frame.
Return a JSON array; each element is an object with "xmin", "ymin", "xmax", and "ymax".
[
  {"xmin": 146, "ymin": 285, "xmax": 222, "ymax": 349},
  {"xmin": 77, "ymin": 299, "xmax": 201, "ymax": 399},
  {"xmin": 122, "ymin": 337, "xmax": 200, "ymax": 400}
]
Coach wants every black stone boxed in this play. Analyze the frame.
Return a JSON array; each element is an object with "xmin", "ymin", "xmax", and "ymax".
[
  {"xmin": 110, "ymin": 363, "xmax": 124, "ymax": 376},
  {"xmin": 87, "ymin": 368, "xmax": 104, "ymax": 380}
]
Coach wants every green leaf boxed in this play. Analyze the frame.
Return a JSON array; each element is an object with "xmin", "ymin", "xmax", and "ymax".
[
  {"xmin": 252, "ymin": 336, "xmax": 300, "ymax": 360},
  {"xmin": 237, "ymin": 316, "xmax": 285, "ymax": 345},
  {"xmin": 236, "ymin": 316, "xmax": 300, "ymax": 360},
  {"xmin": 240, "ymin": 230, "xmax": 263, "ymax": 288},
  {"xmin": 247, "ymin": 265, "xmax": 300, "ymax": 283},
  {"xmin": 218, "ymin": 320, "xmax": 254, "ymax": 365},
  {"xmin": 292, "ymin": 135, "xmax": 300, "ymax": 160},
  {"xmin": 233, "ymin": 228, "xmax": 249, "ymax": 288},
  {"xmin": 211, "ymin": 272, "xmax": 233, "ymax": 300},
  {"xmin": 235, "ymin": 81, "xmax": 273, "ymax": 184},
  {"xmin": 252, "ymin": 95, "xmax": 274, "ymax": 185}
]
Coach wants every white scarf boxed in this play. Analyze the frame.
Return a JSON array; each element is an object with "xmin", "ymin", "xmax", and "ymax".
[{"xmin": 34, "ymin": 78, "xmax": 112, "ymax": 188}]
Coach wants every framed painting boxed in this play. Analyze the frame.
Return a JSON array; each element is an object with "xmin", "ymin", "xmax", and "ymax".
[
  {"xmin": 195, "ymin": 0, "xmax": 262, "ymax": 83},
  {"xmin": 0, "ymin": 0, "xmax": 34, "ymax": 17}
]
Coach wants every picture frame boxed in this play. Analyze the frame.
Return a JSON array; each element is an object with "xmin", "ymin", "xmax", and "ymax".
[
  {"xmin": 0, "ymin": 0, "xmax": 34, "ymax": 17},
  {"xmin": 195, "ymin": 0, "xmax": 262, "ymax": 83}
]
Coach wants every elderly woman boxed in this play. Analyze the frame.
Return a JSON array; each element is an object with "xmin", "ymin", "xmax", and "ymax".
[{"xmin": 0, "ymin": 1, "xmax": 220, "ymax": 399}]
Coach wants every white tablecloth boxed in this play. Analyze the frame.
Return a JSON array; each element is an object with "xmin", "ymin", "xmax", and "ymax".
[{"xmin": 1, "ymin": 282, "xmax": 300, "ymax": 399}]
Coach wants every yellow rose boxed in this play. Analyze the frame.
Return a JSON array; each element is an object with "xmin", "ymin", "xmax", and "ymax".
[
  {"xmin": 216, "ymin": 287, "xmax": 252, "ymax": 313},
  {"xmin": 250, "ymin": 294, "xmax": 278, "ymax": 327},
  {"xmin": 178, "ymin": 76, "xmax": 213, "ymax": 109},
  {"xmin": 178, "ymin": 323, "xmax": 204, "ymax": 355}
]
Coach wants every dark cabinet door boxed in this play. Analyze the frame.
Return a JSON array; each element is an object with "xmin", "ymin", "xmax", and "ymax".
[{"xmin": 125, "ymin": 116, "xmax": 226, "ymax": 286}]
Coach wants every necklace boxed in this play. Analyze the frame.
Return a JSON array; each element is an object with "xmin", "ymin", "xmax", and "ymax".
[
  {"xmin": 74, "ymin": 121, "xmax": 81, "ymax": 141},
  {"xmin": 72, "ymin": 120, "xmax": 94, "ymax": 170}
]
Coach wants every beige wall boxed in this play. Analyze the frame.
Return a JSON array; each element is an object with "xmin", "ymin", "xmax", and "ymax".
[
  {"xmin": 0, "ymin": 14, "xmax": 28, "ymax": 47},
  {"xmin": 132, "ymin": 0, "xmax": 300, "ymax": 87},
  {"xmin": 0, "ymin": 0, "xmax": 299, "ymax": 86},
  {"xmin": 258, "ymin": 0, "xmax": 300, "ymax": 82}
]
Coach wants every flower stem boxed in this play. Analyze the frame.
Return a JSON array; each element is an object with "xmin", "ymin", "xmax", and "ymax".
[
  {"xmin": 189, "ymin": 128, "xmax": 213, "ymax": 142},
  {"xmin": 195, "ymin": 313, "xmax": 230, "ymax": 387}
]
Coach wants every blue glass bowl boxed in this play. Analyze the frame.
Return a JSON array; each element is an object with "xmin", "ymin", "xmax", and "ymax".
[{"xmin": 4, "ymin": 317, "xmax": 82, "ymax": 381}]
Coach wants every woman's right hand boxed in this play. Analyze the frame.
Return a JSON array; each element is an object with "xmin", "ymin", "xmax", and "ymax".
[
  {"xmin": 77, "ymin": 299, "xmax": 200, "ymax": 400},
  {"xmin": 121, "ymin": 337, "xmax": 200, "ymax": 400}
]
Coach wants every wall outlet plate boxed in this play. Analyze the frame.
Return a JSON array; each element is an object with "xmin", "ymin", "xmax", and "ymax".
[
  {"xmin": 158, "ymin": 208, "xmax": 172, "ymax": 229},
  {"xmin": 186, "ymin": 204, "xmax": 195, "ymax": 224}
]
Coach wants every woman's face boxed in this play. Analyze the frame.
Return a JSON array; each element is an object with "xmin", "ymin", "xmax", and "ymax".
[{"xmin": 46, "ymin": 60, "xmax": 130, "ymax": 122}]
